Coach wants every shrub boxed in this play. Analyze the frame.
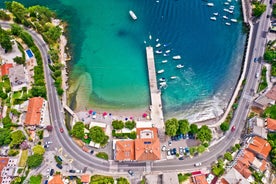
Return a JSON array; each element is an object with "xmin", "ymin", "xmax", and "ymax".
[{"xmin": 96, "ymin": 152, "xmax": 108, "ymax": 160}]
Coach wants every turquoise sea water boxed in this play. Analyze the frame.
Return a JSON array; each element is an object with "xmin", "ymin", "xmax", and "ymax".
[{"xmin": 1, "ymin": 0, "xmax": 246, "ymax": 121}]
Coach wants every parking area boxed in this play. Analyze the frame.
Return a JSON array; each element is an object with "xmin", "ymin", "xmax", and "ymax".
[{"xmin": 161, "ymin": 133, "xmax": 200, "ymax": 160}]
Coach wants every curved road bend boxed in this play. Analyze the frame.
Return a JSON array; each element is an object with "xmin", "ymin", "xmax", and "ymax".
[{"xmin": 0, "ymin": 2, "xmax": 272, "ymax": 173}]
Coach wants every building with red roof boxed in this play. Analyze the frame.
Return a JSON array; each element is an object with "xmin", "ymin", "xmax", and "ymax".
[
  {"xmin": 192, "ymin": 174, "xmax": 208, "ymax": 184},
  {"xmin": 266, "ymin": 118, "xmax": 276, "ymax": 131},
  {"xmin": 115, "ymin": 140, "xmax": 135, "ymax": 161},
  {"xmin": 0, "ymin": 63, "xmax": 13, "ymax": 76},
  {"xmin": 0, "ymin": 157, "xmax": 9, "ymax": 184},
  {"xmin": 24, "ymin": 97, "xmax": 46, "ymax": 127},
  {"xmin": 247, "ymin": 136, "xmax": 272, "ymax": 159}
]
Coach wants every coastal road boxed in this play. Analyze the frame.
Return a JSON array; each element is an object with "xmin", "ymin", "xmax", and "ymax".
[{"xmin": 0, "ymin": 0, "xmax": 273, "ymax": 176}]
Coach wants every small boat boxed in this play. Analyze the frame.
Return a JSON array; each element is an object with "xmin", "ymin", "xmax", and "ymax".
[
  {"xmin": 230, "ymin": 19, "xmax": 237, "ymax": 22},
  {"xmin": 228, "ymin": 10, "xmax": 233, "ymax": 14},
  {"xmin": 165, "ymin": 50, "xmax": 171, "ymax": 53},
  {"xmin": 226, "ymin": 22, "xmax": 231, "ymax": 26},
  {"xmin": 227, "ymin": 0, "xmax": 231, "ymax": 2},
  {"xmin": 149, "ymin": 35, "xmax": 152, "ymax": 40},
  {"xmin": 223, "ymin": 8, "xmax": 229, "ymax": 12},
  {"xmin": 176, "ymin": 64, "xmax": 184, "ymax": 69},
  {"xmin": 224, "ymin": 2, "xmax": 229, "ymax": 5},
  {"xmin": 213, "ymin": 12, "xmax": 219, "ymax": 16},
  {"xmin": 229, "ymin": 6, "xmax": 235, "ymax": 10},
  {"xmin": 210, "ymin": 17, "xmax": 216, "ymax": 21},
  {"xmin": 170, "ymin": 76, "xmax": 177, "ymax": 79},
  {"xmin": 163, "ymin": 53, "xmax": 168, "ymax": 56},
  {"xmin": 143, "ymin": 41, "xmax": 146, "ymax": 44},
  {"xmin": 223, "ymin": 15, "xmax": 228, "ymax": 19},
  {"xmin": 173, "ymin": 55, "xmax": 181, "ymax": 60},
  {"xmin": 156, "ymin": 43, "xmax": 161, "ymax": 48},
  {"xmin": 207, "ymin": 3, "xmax": 214, "ymax": 7},
  {"xmin": 159, "ymin": 82, "xmax": 167, "ymax": 87},
  {"xmin": 162, "ymin": 60, "xmax": 168, "ymax": 63},
  {"xmin": 159, "ymin": 78, "xmax": 166, "ymax": 82},
  {"xmin": 129, "ymin": 10, "xmax": 137, "ymax": 20},
  {"xmin": 156, "ymin": 38, "xmax": 159, "ymax": 42},
  {"xmin": 157, "ymin": 69, "xmax": 164, "ymax": 74},
  {"xmin": 155, "ymin": 50, "xmax": 162, "ymax": 54}
]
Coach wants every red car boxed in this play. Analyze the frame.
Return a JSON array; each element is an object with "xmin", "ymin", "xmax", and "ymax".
[
  {"xmin": 231, "ymin": 126, "xmax": 236, "ymax": 132},
  {"xmin": 60, "ymin": 128, "xmax": 64, "ymax": 133}
]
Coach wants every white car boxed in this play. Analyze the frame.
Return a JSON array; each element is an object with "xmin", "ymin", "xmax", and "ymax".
[
  {"xmin": 162, "ymin": 145, "xmax": 166, "ymax": 151},
  {"xmin": 167, "ymin": 150, "xmax": 171, "ymax": 156},
  {"xmin": 194, "ymin": 162, "xmax": 202, "ymax": 167}
]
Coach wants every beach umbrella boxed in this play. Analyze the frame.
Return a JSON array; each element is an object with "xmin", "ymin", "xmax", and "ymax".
[
  {"xmin": 88, "ymin": 109, "xmax": 93, "ymax": 114},
  {"xmin": 125, "ymin": 118, "xmax": 128, "ymax": 121},
  {"xmin": 109, "ymin": 113, "xmax": 112, "ymax": 116},
  {"xmin": 92, "ymin": 111, "xmax": 96, "ymax": 115},
  {"xmin": 142, "ymin": 113, "xmax": 147, "ymax": 118},
  {"xmin": 130, "ymin": 116, "xmax": 133, "ymax": 120},
  {"xmin": 103, "ymin": 112, "xmax": 107, "ymax": 116}
]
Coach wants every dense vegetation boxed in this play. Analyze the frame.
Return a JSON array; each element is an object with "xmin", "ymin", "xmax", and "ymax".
[
  {"xmin": 252, "ymin": 1, "xmax": 266, "ymax": 17},
  {"xmin": 268, "ymin": 133, "xmax": 276, "ymax": 168},
  {"xmin": 29, "ymin": 175, "xmax": 42, "ymax": 184},
  {"xmin": 90, "ymin": 175, "xmax": 114, "ymax": 184},
  {"xmin": 263, "ymin": 104, "xmax": 276, "ymax": 119},
  {"xmin": 96, "ymin": 152, "xmax": 109, "ymax": 160},
  {"xmin": 264, "ymin": 40, "xmax": 276, "ymax": 76},
  {"xmin": 89, "ymin": 126, "xmax": 109, "ymax": 146},
  {"xmin": 0, "ymin": 26, "xmax": 13, "ymax": 52},
  {"xmin": 258, "ymin": 67, "xmax": 268, "ymax": 92},
  {"xmin": 27, "ymin": 154, "xmax": 43, "ymax": 168},
  {"xmin": 273, "ymin": 3, "xmax": 276, "ymax": 18}
]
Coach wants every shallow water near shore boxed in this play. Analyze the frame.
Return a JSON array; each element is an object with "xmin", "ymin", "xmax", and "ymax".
[{"xmin": 1, "ymin": 0, "xmax": 246, "ymax": 122}]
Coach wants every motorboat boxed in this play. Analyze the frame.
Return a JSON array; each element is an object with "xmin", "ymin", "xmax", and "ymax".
[
  {"xmin": 143, "ymin": 40, "xmax": 146, "ymax": 44},
  {"xmin": 165, "ymin": 50, "xmax": 171, "ymax": 53},
  {"xmin": 225, "ymin": 22, "xmax": 231, "ymax": 26},
  {"xmin": 223, "ymin": 15, "xmax": 228, "ymax": 19},
  {"xmin": 210, "ymin": 17, "xmax": 216, "ymax": 21},
  {"xmin": 162, "ymin": 60, "xmax": 168, "ymax": 63},
  {"xmin": 173, "ymin": 55, "xmax": 181, "ymax": 60},
  {"xmin": 156, "ymin": 38, "xmax": 159, "ymax": 42},
  {"xmin": 163, "ymin": 53, "xmax": 168, "ymax": 56},
  {"xmin": 224, "ymin": 2, "xmax": 229, "ymax": 5},
  {"xmin": 155, "ymin": 50, "xmax": 162, "ymax": 54},
  {"xmin": 129, "ymin": 10, "xmax": 137, "ymax": 20},
  {"xmin": 207, "ymin": 3, "xmax": 214, "ymax": 7},
  {"xmin": 229, "ymin": 6, "xmax": 235, "ymax": 10},
  {"xmin": 149, "ymin": 35, "xmax": 152, "ymax": 40},
  {"xmin": 176, "ymin": 64, "xmax": 184, "ymax": 69},
  {"xmin": 156, "ymin": 43, "xmax": 161, "ymax": 48},
  {"xmin": 159, "ymin": 82, "xmax": 167, "ymax": 87},
  {"xmin": 213, "ymin": 12, "xmax": 219, "ymax": 16},
  {"xmin": 170, "ymin": 76, "xmax": 177, "ymax": 79},
  {"xmin": 157, "ymin": 69, "xmax": 164, "ymax": 74},
  {"xmin": 159, "ymin": 78, "xmax": 166, "ymax": 82},
  {"xmin": 230, "ymin": 19, "xmax": 237, "ymax": 23},
  {"xmin": 223, "ymin": 8, "xmax": 229, "ymax": 12}
]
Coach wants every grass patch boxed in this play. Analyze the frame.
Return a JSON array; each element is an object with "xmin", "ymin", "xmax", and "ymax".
[
  {"xmin": 178, "ymin": 173, "xmax": 191, "ymax": 183},
  {"xmin": 19, "ymin": 150, "xmax": 28, "ymax": 167},
  {"xmin": 258, "ymin": 67, "xmax": 268, "ymax": 92},
  {"xmin": 96, "ymin": 152, "xmax": 108, "ymax": 160},
  {"xmin": 30, "ymin": 175, "xmax": 42, "ymax": 184}
]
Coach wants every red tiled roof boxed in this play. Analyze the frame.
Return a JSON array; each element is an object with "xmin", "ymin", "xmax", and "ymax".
[
  {"xmin": 266, "ymin": 86, "xmax": 276, "ymax": 100},
  {"xmin": 234, "ymin": 160, "xmax": 252, "ymax": 179},
  {"xmin": 248, "ymin": 136, "xmax": 272, "ymax": 159},
  {"xmin": 0, "ymin": 157, "xmax": 9, "ymax": 184},
  {"xmin": 220, "ymin": 178, "xmax": 229, "ymax": 184},
  {"xmin": 259, "ymin": 160, "xmax": 267, "ymax": 172},
  {"xmin": 49, "ymin": 174, "xmax": 64, "ymax": 184},
  {"xmin": 1, "ymin": 63, "xmax": 13, "ymax": 76},
  {"xmin": 24, "ymin": 97, "xmax": 44, "ymax": 126},
  {"xmin": 81, "ymin": 175, "xmax": 90, "ymax": 183},
  {"xmin": 238, "ymin": 149, "xmax": 255, "ymax": 166},
  {"xmin": 267, "ymin": 118, "xmax": 276, "ymax": 131},
  {"xmin": 115, "ymin": 140, "xmax": 135, "ymax": 161},
  {"xmin": 193, "ymin": 174, "xmax": 208, "ymax": 184}
]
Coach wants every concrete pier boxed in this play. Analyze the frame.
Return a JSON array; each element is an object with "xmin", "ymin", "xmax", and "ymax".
[{"xmin": 146, "ymin": 46, "xmax": 165, "ymax": 139}]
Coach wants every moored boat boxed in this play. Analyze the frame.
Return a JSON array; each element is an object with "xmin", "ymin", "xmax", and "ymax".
[
  {"xmin": 129, "ymin": 10, "xmax": 137, "ymax": 20},
  {"xmin": 176, "ymin": 64, "xmax": 184, "ymax": 69},
  {"xmin": 213, "ymin": 12, "xmax": 219, "ymax": 16},
  {"xmin": 223, "ymin": 15, "xmax": 228, "ymax": 19},
  {"xmin": 165, "ymin": 50, "xmax": 171, "ymax": 53},
  {"xmin": 207, "ymin": 3, "xmax": 214, "ymax": 7},
  {"xmin": 156, "ymin": 43, "xmax": 161, "ymax": 48},
  {"xmin": 155, "ymin": 50, "xmax": 162, "ymax": 54},
  {"xmin": 170, "ymin": 76, "xmax": 177, "ymax": 79},
  {"xmin": 173, "ymin": 55, "xmax": 181, "ymax": 60},
  {"xmin": 210, "ymin": 17, "xmax": 216, "ymax": 21},
  {"xmin": 230, "ymin": 19, "xmax": 237, "ymax": 22},
  {"xmin": 225, "ymin": 22, "xmax": 231, "ymax": 26},
  {"xmin": 157, "ymin": 69, "xmax": 164, "ymax": 74},
  {"xmin": 159, "ymin": 78, "xmax": 166, "ymax": 82},
  {"xmin": 162, "ymin": 60, "xmax": 168, "ymax": 63}
]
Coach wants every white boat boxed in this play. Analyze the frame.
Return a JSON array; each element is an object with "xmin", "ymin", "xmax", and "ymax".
[
  {"xmin": 155, "ymin": 50, "xmax": 162, "ymax": 54},
  {"xmin": 170, "ymin": 76, "xmax": 177, "ymax": 79},
  {"xmin": 159, "ymin": 78, "xmax": 166, "ymax": 82},
  {"xmin": 230, "ymin": 18, "xmax": 237, "ymax": 22},
  {"xmin": 228, "ymin": 10, "xmax": 233, "ymax": 14},
  {"xmin": 213, "ymin": 12, "xmax": 219, "ymax": 16},
  {"xmin": 162, "ymin": 60, "xmax": 168, "ymax": 63},
  {"xmin": 210, "ymin": 17, "xmax": 216, "ymax": 21},
  {"xmin": 157, "ymin": 69, "xmax": 164, "ymax": 74},
  {"xmin": 207, "ymin": 3, "xmax": 214, "ymax": 7},
  {"xmin": 163, "ymin": 53, "xmax": 168, "ymax": 56},
  {"xmin": 156, "ymin": 43, "xmax": 161, "ymax": 48},
  {"xmin": 149, "ymin": 35, "xmax": 152, "ymax": 40},
  {"xmin": 173, "ymin": 55, "xmax": 181, "ymax": 60},
  {"xmin": 226, "ymin": 22, "xmax": 231, "ymax": 26},
  {"xmin": 165, "ymin": 50, "xmax": 171, "ymax": 53},
  {"xmin": 159, "ymin": 82, "xmax": 167, "ymax": 87},
  {"xmin": 176, "ymin": 64, "xmax": 184, "ymax": 69},
  {"xmin": 229, "ymin": 6, "xmax": 235, "ymax": 10},
  {"xmin": 223, "ymin": 15, "xmax": 228, "ymax": 19},
  {"xmin": 129, "ymin": 10, "xmax": 137, "ymax": 20},
  {"xmin": 223, "ymin": 8, "xmax": 229, "ymax": 12},
  {"xmin": 224, "ymin": 2, "xmax": 229, "ymax": 5},
  {"xmin": 156, "ymin": 38, "xmax": 159, "ymax": 42},
  {"xmin": 227, "ymin": 0, "xmax": 231, "ymax": 2}
]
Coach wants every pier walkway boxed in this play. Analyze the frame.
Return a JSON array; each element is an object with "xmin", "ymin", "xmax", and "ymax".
[
  {"xmin": 146, "ymin": 46, "xmax": 165, "ymax": 139},
  {"xmin": 63, "ymin": 104, "xmax": 79, "ymax": 124}
]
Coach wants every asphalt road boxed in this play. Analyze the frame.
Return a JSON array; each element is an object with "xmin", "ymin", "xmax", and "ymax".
[{"xmin": 0, "ymin": 0, "xmax": 273, "ymax": 175}]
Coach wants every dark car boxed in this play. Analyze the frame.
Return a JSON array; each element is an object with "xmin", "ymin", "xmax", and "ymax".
[
  {"xmin": 56, "ymin": 164, "xmax": 63, "ymax": 169},
  {"xmin": 90, "ymin": 150, "xmax": 94, "ymax": 154},
  {"xmin": 50, "ymin": 169, "xmax": 54, "ymax": 176},
  {"xmin": 178, "ymin": 157, "xmax": 184, "ymax": 160},
  {"xmin": 44, "ymin": 180, "xmax": 48, "ymax": 184},
  {"xmin": 128, "ymin": 170, "xmax": 134, "ymax": 176},
  {"xmin": 69, "ymin": 170, "xmax": 75, "ymax": 173}
]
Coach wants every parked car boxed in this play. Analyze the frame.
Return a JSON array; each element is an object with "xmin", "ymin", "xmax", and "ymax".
[
  {"xmin": 178, "ymin": 157, "xmax": 184, "ymax": 160},
  {"xmin": 44, "ymin": 144, "xmax": 49, "ymax": 148},
  {"xmin": 185, "ymin": 147, "xmax": 190, "ymax": 153},
  {"xmin": 162, "ymin": 145, "xmax": 166, "ymax": 151},
  {"xmin": 56, "ymin": 164, "xmax": 63, "ymax": 169},
  {"xmin": 231, "ymin": 126, "xmax": 236, "ymax": 132},
  {"xmin": 194, "ymin": 162, "xmax": 202, "ymax": 167},
  {"xmin": 44, "ymin": 180, "xmax": 48, "ymax": 184},
  {"xmin": 167, "ymin": 150, "xmax": 171, "ymax": 156},
  {"xmin": 76, "ymin": 170, "xmax": 82, "ymax": 173},
  {"xmin": 128, "ymin": 170, "xmax": 134, "ymax": 176},
  {"xmin": 179, "ymin": 147, "xmax": 183, "ymax": 154},
  {"xmin": 50, "ymin": 169, "xmax": 54, "ymax": 176},
  {"xmin": 46, "ymin": 141, "xmax": 53, "ymax": 144},
  {"xmin": 69, "ymin": 170, "xmax": 75, "ymax": 173},
  {"xmin": 168, "ymin": 141, "xmax": 172, "ymax": 146}
]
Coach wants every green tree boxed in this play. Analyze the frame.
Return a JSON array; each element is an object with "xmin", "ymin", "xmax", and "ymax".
[
  {"xmin": 27, "ymin": 154, "xmax": 43, "ymax": 168},
  {"xmin": 224, "ymin": 152, "xmax": 233, "ymax": 161},
  {"xmin": 13, "ymin": 56, "xmax": 25, "ymax": 65},
  {"xmin": 273, "ymin": 4, "xmax": 276, "ymax": 18},
  {"xmin": 235, "ymin": 144, "xmax": 241, "ymax": 149},
  {"xmin": 178, "ymin": 119, "xmax": 190, "ymax": 135},
  {"xmin": 10, "ymin": 130, "xmax": 26, "ymax": 148},
  {"xmin": 8, "ymin": 149, "xmax": 19, "ymax": 156},
  {"xmin": 197, "ymin": 145, "xmax": 206, "ymax": 154},
  {"xmin": 95, "ymin": 152, "xmax": 108, "ymax": 160},
  {"xmin": 190, "ymin": 124, "xmax": 198, "ymax": 134},
  {"xmin": 11, "ymin": 24, "xmax": 23, "ymax": 36},
  {"xmin": 0, "ymin": 10, "xmax": 11, "ymax": 21},
  {"xmin": 112, "ymin": 120, "xmax": 124, "ymax": 130},
  {"xmin": 125, "ymin": 120, "xmax": 136, "ymax": 130},
  {"xmin": 89, "ymin": 126, "xmax": 107, "ymax": 144},
  {"xmin": 165, "ymin": 118, "xmax": 179, "ymax": 136},
  {"xmin": 32, "ymin": 145, "xmax": 45, "ymax": 155},
  {"xmin": 71, "ymin": 121, "xmax": 85, "ymax": 139},
  {"xmin": 0, "ymin": 26, "xmax": 12, "ymax": 52},
  {"xmin": 0, "ymin": 128, "xmax": 11, "ymax": 146},
  {"xmin": 197, "ymin": 125, "xmax": 212, "ymax": 143},
  {"xmin": 220, "ymin": 122, "xmax": 230, "ymax": 132},
  {"xmin": 117, "ymin": 177, "xmax": 130, "ymax": 184},
  {"xmin": 30, "ymin": 175, "xmax": 42, "ymax": 184},
  {"xmin": 270, "ymin": 148, "xmax": 276, "ymax": 159},
  {"xmin": 189, "ymin": 147, "xmax": 197, "ymax": 156},
  {"xmin": 252, "ymin": 2, "xmax": 266, "ymax": 17}
]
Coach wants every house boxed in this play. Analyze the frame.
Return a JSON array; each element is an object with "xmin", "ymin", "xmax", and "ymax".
[
  {"xmin": 253, "ymin": 95, "xmax": 275, "ymax": 110},
  {"xmin": 49, "ymin": 174, "xmax": 64, "ymax": 184},
  {"xmin": 81, "ymin": 174, "xmax": 90, "ymax": 184},
  {"xmin": 24, "ymin": 97, "xmax": 47, "ymax": 127},
  {"xmin": 0, "ymin": 63, "xmax": 13, "ymax": 76},
  {"xmin": 265, "ymin": 85, "xmax": 276, "ymax": 100},
  {"xmin": 0, "ymin": 157, "xmax": 17, "ymax": 184},
  {"xmin": 234, "ymin": 160, "xmax": 252, "ymax": 179},
  {"xmin": 220, "ymin": 168, "xmax": 250, "ymax": 184},
  {"xmin": 247, "ymin": 136, "xmax": 272, "ymax": 159},
  {"xmin": 8, "ymin": 65, "xmax": 28, "ymax": 92},
  {"xmin": 192, "ymin": 174, "xmax": 208, "ymax": 184},
  {"xmin": 135, "ymin": 128, "xmax": 161, "ymax": 161},
  {"xmin": 266, "ymin": 118, "xmax": 276, "ymax": 132},
  {"xmin": 115, "ymin": 140, "xmax": 135, "ymax": 161}
]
